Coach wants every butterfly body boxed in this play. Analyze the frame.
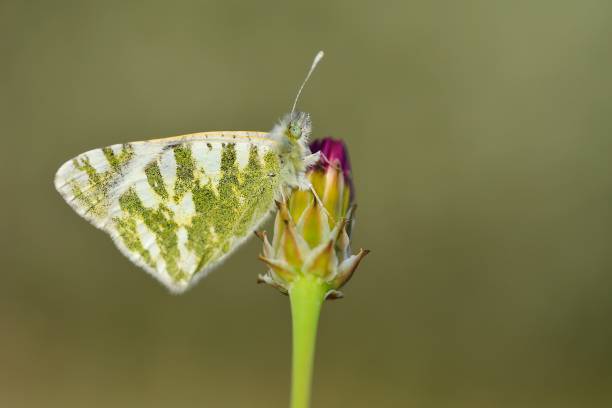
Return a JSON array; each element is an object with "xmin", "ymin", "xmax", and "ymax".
[{"xmin": 55, "ymin": 112, "xmax": 316, "ymax": 292}]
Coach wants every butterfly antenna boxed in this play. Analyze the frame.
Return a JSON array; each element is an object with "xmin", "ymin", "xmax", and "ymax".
[{"xmin": 291, "ymin": 50, "xmax": 325, "ymax": 114}]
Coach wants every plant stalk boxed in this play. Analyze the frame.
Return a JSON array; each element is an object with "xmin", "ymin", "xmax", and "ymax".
[{"xmin": 289, "ymin": 276, "xmax": 328, "ymax": 408}]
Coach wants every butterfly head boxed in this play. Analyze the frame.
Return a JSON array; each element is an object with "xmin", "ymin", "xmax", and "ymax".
[
  {"xmin": 269, "ymin": 111, "xmax": 311, "ymax": 152},
  {"xmin": 286, "ymin": 111, "xmax": 312, "ymax": 141}
]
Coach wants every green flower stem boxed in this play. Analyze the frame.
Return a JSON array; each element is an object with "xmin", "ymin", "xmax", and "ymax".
[{"xmin": 289, "ymin": 276, "xmax": 328, "ymax": 408}]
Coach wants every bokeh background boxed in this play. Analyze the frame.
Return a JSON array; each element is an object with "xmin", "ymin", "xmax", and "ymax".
[{"xmin": 2, "ymin": 1, "xmax": 612, "ymax": 407}]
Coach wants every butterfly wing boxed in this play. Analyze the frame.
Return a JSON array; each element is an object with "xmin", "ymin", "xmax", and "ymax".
[{"xmin": 55, "ymin": 131, "xmax": 282, "ymax": 292}]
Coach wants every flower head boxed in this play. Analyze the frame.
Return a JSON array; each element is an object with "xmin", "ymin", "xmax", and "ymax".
[{"xmin": 257, "ymin": 138, "xmax": 368, "ymax": 299}]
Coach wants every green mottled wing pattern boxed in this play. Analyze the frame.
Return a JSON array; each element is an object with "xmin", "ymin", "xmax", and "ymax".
[{"xmin": 55, "ymin": 132, "xmax": 282, "ymax": 292}]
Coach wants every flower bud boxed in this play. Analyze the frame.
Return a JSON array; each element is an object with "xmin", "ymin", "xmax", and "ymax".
[{"xmin": 257, "ymin": 138, "xmax": 368, "ymax": 299}]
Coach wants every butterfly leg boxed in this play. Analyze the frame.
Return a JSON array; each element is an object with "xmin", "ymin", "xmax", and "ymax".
[
  {"xmin": 284, "ymin": 176, "xmax": 334, "ymax": 222},
  {"xmin": 303, "ymin": 151, "xmax": 338, "ymax": 221},
  {"xmin": 316, "ymin": 151, "xmax": 338, "ymax": 169},
  {"xmin": 309, "ymin": 184, "xmax": 335, "ymax": 222},
  {"xmin": 306, "ymin": 150, "xmax": 337, "ymax": 168},
  {"xmin": 303, "ymin": 151, "xmax": 321, "ymax": 168}
]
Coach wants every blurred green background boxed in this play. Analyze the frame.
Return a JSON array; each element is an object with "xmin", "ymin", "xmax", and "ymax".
[{"xmin": 2, "ymin": 1, "xmax": 612, "ymax": 407}]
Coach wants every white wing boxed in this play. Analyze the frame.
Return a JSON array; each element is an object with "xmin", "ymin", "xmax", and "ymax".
[{"xmin": 55, "ymin": 131, "xmax": 282, "ymax": 292}]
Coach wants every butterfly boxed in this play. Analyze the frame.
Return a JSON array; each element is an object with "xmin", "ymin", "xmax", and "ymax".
[{"xmin": 54, "ymin": 51, "xmax": 325, "ymax": 293}]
